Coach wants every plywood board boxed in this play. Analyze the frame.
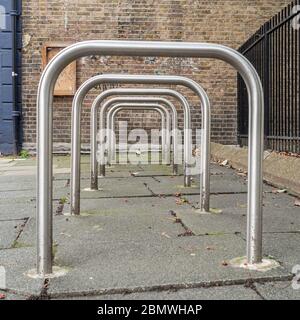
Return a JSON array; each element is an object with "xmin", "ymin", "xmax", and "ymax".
[{"xmin": 42, "ymin": 43, "xmax": 76, "ymax": 96}]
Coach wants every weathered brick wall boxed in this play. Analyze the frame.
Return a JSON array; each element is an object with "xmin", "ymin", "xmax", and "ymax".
[{"xmin": 21, "ymin": 0, "xmax": 292, "ymax": 149}]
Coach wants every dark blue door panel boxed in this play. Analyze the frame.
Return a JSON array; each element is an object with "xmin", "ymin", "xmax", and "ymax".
[{"xmin": 0, "ymin": 0, "xmax": 22, "ymax": 154}]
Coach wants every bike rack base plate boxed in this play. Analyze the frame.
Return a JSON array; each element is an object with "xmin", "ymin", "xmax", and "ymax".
[
  {"xmin": 229, "ymin": 256, "xmax": 280, "ymax": 272},
  {"xmin": 26, "ymin": 266, "xmax": 69, "ymax": 279}
]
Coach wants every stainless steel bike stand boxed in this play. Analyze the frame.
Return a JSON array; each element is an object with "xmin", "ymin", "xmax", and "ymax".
[{"xmin": 37, "ymin": 40, "xmax": 264, "ymax": 276}]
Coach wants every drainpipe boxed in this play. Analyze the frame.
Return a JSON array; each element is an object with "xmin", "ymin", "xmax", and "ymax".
[{"xmin": 11, "ymin": 0, "xmax": 20, "ymax": 155}]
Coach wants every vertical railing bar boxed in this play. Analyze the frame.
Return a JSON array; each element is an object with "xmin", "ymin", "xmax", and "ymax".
[
  {"xmin": 288, "ymin": 3, "xmax": 292, "ymax": 152},
  {"xmin": 285, "ymin": 6, "xmax": 288, "ymax": 152},
  {"xmin": 294, "ymin": 0, "xmax": 300, "ymax": 153},
  {"xmin": 276, "ymin": 12, "xmax": 279, "ymax": 151},
  {"xmin": 271, "ymin": 15, "xmax": 275, "ymax": 150},
  {"xmin": 298, "ymin": 0, "xmax": 300, "ymax": 154},
  {"xmin": 278, "ymin": 10, "xmax": 284, "ymax": 152},
  {"xmin": 264, "ymin": 22, "xmax": 270, "ymax": 149}
]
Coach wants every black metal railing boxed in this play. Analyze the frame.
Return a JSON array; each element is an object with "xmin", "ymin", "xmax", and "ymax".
[{"xmin": 238, "ymin": 1, "xmax": 300, "ymax": 153}]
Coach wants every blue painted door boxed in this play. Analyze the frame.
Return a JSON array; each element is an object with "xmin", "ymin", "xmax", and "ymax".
[{"xmin": 0, "ymin": 0, "xmax": 21, "ymax": 155}]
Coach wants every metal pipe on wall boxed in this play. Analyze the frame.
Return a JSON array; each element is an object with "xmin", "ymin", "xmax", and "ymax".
[
  {"xmin": 37, "ymin": 40, "xmax": 263, "ymax": 276},
  {"xmin": 11, "ymin": 0, "xmax": 20, "ymax": 155}
]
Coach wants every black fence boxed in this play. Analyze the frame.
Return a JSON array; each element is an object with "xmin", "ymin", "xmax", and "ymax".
[{"xmin": 238, "ymin": 1, "xmax": 300, "ymax": 153}]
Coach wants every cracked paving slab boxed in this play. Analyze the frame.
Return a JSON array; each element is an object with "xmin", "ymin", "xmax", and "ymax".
[
  {"xmin": 18, "ymin": 211, "xmax": 185, "ymax": 247},
  {"xmin": 0, "ymin": 199, "xmax": 61, "ymax": 220},
  {"xmin": 0, "ymin": 219, "xmax": 28, "ymax": 249}
]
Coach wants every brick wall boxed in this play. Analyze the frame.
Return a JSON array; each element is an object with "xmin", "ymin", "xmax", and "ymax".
[{"xmin": 21, "ymin": 0, "xmax": 292, "ymax": 149}]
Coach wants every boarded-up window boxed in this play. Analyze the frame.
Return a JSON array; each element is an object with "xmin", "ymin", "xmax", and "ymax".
[{"xmin": 42, "ymin": 42, "xmax": 76, "ymax": 96}]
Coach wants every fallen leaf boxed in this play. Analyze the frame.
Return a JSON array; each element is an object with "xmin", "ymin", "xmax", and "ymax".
[
  {"xmin": 221, "ymin": 160, "xmax": 229, "ymax": 166},
  {"xmin": 174, "ymin": 192, "xmax": 182, "ymax": 198},
  {"xmin": 176, "ymin": 198, "xmax": 187, "ymax": 205},
  {"xmin": 272, "ymin": 189, "xmax": 287, "ymax": 194},
  {"xmin": 222, "ymin": 261, "xmax": 228, "ymax": 266},
  {"xmin": 60, "ymin": 232, "xmax": 71, "ymax": 238},
  {"xmin": 162, "ymin": 232, "xmax": 171, "ymax": 239},
  {"xmin": 237, "ymin": 172, "xmax": 247, "ymax": 177},
  {"xmin": 210, "ymin": 208, "xmax": 223, "ymax": 214}
]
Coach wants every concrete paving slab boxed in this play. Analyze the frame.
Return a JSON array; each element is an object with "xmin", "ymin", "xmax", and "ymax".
[
  {"xmin": 80, "ymin": 177, "xmax": 153, "ymax": 199},
  {"xmin": 0, "ymin": 165, "xmax": 37, "ymax": 172},
  {"xmin": 0, "ymin": 176, "xmax": 68, "ymax": 192},
  {"xmin": 177, "ymin": 193, "xmax": 300, "ymax": 235},
  {"xmin": 0, "ymin": 199, "xmax": 61, "ymax": 220},
  {"xmin": 18, "ymin": 209, "xmax": 186, "ymax": 247},
  {"xmin": 263, "ymin": 233, "xmax": 300, "ymax": 270},
  {"xmin": 176, "ymin": 208, "xmax": 246, "ymax": 236},
  {"xmin": 0, "ymin": 187, "xmax": 69, "ymax": 201},
  {"xmin": 57, "ymin": 284, "xmax": 261, "ymax": 300},
  {"xmin": 0, "ymin": 247, "xmax": 45, "ymax": 295},
  {"xmin": 185, "ymin": 192, "xmax": 300, "ymax": 213},
  {"xmin": 0, "ymin": 197, "xmax": 36, "ymax": 219},
  {"xmin": 0, "ymin": 219, "xmax": 27, "ymax": 249},
  {"xmin": 143, "ymin": 175, "xmax": 248, "ymax": 196},
  {"xmin": 77, "ymin": 196, "xmax": 185, "ymax": 218},
  {"xmin": 46, "ymin": 234, "xmax": 289, "ymax": 297},
  {"xmin": 256, "ymin": 281, "xmax": 300, "ymax": 300}
]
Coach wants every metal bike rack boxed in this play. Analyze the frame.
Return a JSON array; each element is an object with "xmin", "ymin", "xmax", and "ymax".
[
  {"xmin": 37, "ymin": 40, "xmax": 264, "ymax": 276},
  {"xmin": 90, "ymin": 88, "xmax": 192, "ymax": 189},
  {"xmin": 99, "ymin": 96, "xmax": 179, "ymax": 179},
  {"xmin": 107, "ymin": 99, "xmax": 177, "ymax": 169},
  {"xmin": 107, "ymin": 105, "xmax": 170, "ymax": 166},
  {"xmin": 70, "ymin": 76, "xmax": 211, "ymax": 219},
  {"xmin": 105, "ymin": 102, "xmax": 172, "ymax": 167}
]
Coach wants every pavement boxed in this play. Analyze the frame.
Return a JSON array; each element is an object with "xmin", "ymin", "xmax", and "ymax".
[{"xmin": 0, "ymin": 154, "xmax": 299, "ymax": 300}]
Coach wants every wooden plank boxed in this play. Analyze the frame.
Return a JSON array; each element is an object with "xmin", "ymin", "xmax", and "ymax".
[{"xmin": 42, "ymin": 42, "xmax": 76, "ymax": 96}]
